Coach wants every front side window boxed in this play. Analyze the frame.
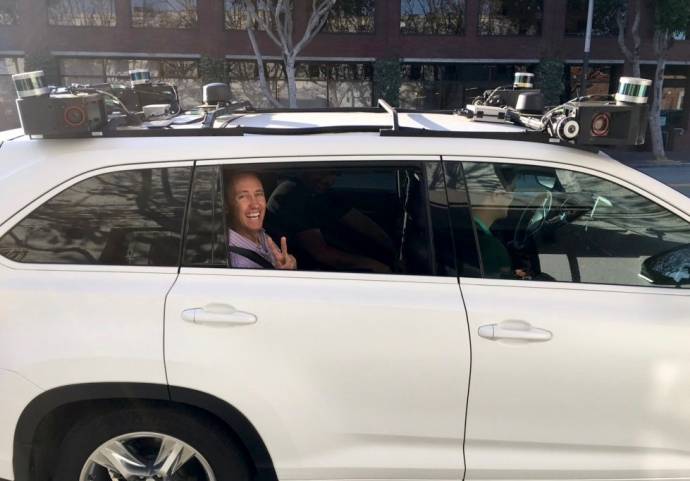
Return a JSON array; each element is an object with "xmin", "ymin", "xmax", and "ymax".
[
  {"xmin": 400, "ymin": 0, "xmax": 465, "ymax": 35},
  {"xmin": 184, "ymin": 164, "xmax": 437, "ymax": 276},
  {"xmin": 48, "ymin": 0, "xmax": 116, "ymax": 27},
  {"xmin": 324, "ymin": 0, "xmax": 375, "ymax": 33},
  {"xmin": 131, "ymin": 0, "xmax": 198, "ymax": 28},
  {"xmin": 0, "ymin": 167, "xmax": 191, "ymax": 266},
  {"xmin": 0, "ymin": 0, "xmax": 18, "ymax": 25},
  {"xmin": 478, "ymin": 0, "xmax": 542, "ymax": 36},
  {"xmin": 458, "ymin": 161, "xmax": 690, "ymax": 288}
]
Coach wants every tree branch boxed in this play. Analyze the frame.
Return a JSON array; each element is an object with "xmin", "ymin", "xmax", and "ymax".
[{"xmin": 246, "ymin": 26, "xmax": 284, "ymax": 108}]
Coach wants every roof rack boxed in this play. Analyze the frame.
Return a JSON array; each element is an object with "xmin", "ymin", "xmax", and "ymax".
[
  {"xmin": 10, "ymin": 70, "xmax": 651, "ymax": 151},
  {"xmin": 377, "ymin": 99, "xmax": 399, "ymax": 132}
]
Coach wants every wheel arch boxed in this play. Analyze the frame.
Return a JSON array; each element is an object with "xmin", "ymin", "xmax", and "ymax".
[{"xmin": 13, "ymin": 383, "xmax": 278, "ymax": 481}]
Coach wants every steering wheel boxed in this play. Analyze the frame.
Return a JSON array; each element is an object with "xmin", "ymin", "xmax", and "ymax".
[{"xmin": 512, "ymin": 191, "xmax": 553, "ymax": 250}]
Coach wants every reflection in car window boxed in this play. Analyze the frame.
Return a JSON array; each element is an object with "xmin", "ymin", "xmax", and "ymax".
[
  {"xmin": 183, "ymin": 165, "xmax": 227, "ymax": 267},
  {"xmin": 461, "ymin": 161, "xmax": 690, "ymax": 288},
  {"xmin": 203, "ymin": 164, "xmax": 435, "ymax": 276},
  {"xmin": 0, "ymin": 167, "xmax": 191, "ymax": 266}
]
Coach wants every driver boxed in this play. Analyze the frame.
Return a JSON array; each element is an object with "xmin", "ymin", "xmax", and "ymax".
[{"xmin": 465, "ymin": 165, "xmax": 529, "ymax": 279}]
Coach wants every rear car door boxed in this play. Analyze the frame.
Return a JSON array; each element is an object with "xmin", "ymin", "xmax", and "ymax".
[
  {"xmin": 164, "ymin": 157, "xmax": 470, "ymax": 481},
  {"xmin": 443, "ymin": 156, "xmax": 690, "ymax": 480}
]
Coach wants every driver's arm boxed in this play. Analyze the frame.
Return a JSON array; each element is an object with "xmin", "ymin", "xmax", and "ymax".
[
  {"xmin": 340, "ymin": 209, "xmax": 395, "ymax": 253},
  {"xmin": 296, "ymin": 228, "xmax": 391, "ymax": 273}
]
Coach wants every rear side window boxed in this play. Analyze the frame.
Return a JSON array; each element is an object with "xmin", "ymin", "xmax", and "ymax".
[
  {"xmin": 0, "ymin": 167, "xmax": 192, "ymax": 266},
  {"xmin": 185, "ymin": 163, "xmax": 440, "ymax": 276}
]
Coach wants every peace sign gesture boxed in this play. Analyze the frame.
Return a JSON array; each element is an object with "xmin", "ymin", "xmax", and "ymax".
[{"xmin": 268, "ymin": 236, "xmax": 297, "ymax": 270}]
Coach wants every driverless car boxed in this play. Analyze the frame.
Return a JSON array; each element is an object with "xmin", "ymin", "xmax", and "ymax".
[{"xmin": 0, "ymin": 72, "xmax": 689, "ymax": 481}]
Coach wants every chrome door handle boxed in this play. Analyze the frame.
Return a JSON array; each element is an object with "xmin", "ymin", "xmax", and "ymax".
[
  {"xmin": 182, "ymin": 303, "xmax": 257, "ymax": 326},
  {"xmin": 478, "ymin": 320, "xmax": 552, "ymax": 342}
]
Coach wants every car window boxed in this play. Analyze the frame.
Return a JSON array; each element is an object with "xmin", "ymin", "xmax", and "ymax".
[
  {"xmin": 184, "ymin": 163, "xmax": 440, "ymax": 276},
  {"xmin": 442, "ymin": 162, "xmax": 483, "ymax": 277},
  {"xmin": 0, "ymin": 167, "xmax": 191, "ymax": 266},
  {"xmin": 457, "ymin": 160, "xmax": 690, "ymax": 288},
  {"xmin": 183, "ymin": 165, "xmax": 227, "ymax": 267}
]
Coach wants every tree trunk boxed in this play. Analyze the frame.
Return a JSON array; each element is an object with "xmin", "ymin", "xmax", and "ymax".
[
  {"xmin": 285, "ymin": 56, "xmax": 298, "ymax": 108},
  {"xmin": 617, "ymin": 0, "xmax": 641, "ymax": 77},
  {"xmin": 649, "ymin": 28, "xmax": 672, "ymax": 162},
  {"xmin": 247, "ymin": 27, "xmax": 283, "ymax": 108},
  {"xmin": 649, "ymin": 55, "xmax": 667, "ymax": 161}
]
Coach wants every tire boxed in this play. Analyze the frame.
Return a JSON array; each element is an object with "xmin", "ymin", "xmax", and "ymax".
[{"xmin": 52, "ymin": 406, "xmax": 250, "ymax": 481}]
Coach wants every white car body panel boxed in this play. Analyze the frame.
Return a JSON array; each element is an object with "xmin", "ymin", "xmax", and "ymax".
[
  {"xmin": 0, "ymin": 370, "xmax": 41, "ymax": 480},
  {"xmin": 165, "ymin": 268, "xmax": 469, "ymax": 481},
  {"xmin": 460, "ymin": 278, "xmax": 690, "ymax": 480}
]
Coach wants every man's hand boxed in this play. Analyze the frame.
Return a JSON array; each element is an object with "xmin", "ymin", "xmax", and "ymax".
[{"xmin": 268, "ymin": 236, "xmax": 297, "ymax": 270}]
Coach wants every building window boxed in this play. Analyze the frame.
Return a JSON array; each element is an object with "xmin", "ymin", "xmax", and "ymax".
[
  {"xmin": 48, "ymin": 0, "xmax": 116, "ymax": 27},
  {"xmin": 59, "ymin": 57, "xmax": 202, "ymax": 108},
  {"xmin": 478, "ymin": 0, "xmax": 542, "ymax": 36},
  {"xmin": 227, "ymin": 61, "xmax": 373, "ymax": 108},
  {"xmin": 400, "ymin": 63, "xmax": 531, "ymax": 109},
  {"xmin": 565, "ymin": 0, "xmax": 625, "ymax": 37},
  {"xmin": 224, "ymin": 0, "xmax": 281, "ymax": 31},
  {"xmin": 324, "ymin": 0, "xmax": 375, "ymax": 33},
  {"xmin": 662, "ymin": 88, "xmax": 685, "ymax": 111},
  {"xmin": 673, "ymin": 24, "xmax": 690, "ymax": 40},
  {"xmin": 569, "ymin": 65, "xmax": 613, "ymax": 97},
  {"xmin": 0, "ymin": 57, "xmax": 23, "ymax": 130},
  {"xmin": 131, "ymin": 0, "xmax": 198, "ymax": 29},
  {"xmin": 400, "ymin": 0, "xmax": 465, "ymax": 35},
  {"xmin": 0, "ymin": 0, "xmax": 18, "ymax": 25}
]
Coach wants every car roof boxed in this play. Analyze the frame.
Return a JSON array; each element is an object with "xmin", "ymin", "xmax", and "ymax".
[{"xmin": 1, "ymin": 111, "xmax": 689, "ymax": 226}]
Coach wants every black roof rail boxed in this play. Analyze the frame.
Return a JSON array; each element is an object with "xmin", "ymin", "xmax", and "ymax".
[
  {"xmin": 377, "ymin": 99, "xmax": 399, "ymax": 132},
  {"xmin": 96, "ymin": 124, "xmax": 598, "ymax": 152}
]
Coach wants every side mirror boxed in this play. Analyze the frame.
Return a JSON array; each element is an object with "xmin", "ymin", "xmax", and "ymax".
[{"xmin": 640, "ymin": 244, "xmax": 690, "ymax": 287}]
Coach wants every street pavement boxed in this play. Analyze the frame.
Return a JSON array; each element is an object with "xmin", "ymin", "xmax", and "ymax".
[{"xmin": 606, "ymin": 150, "xmax": 690, "ymax": 198}]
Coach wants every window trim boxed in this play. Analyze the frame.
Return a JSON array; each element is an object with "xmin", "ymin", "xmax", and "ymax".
[
  {"xmin": 444, "ymin": 155, "xmax": 690, "ymax": 291},
  {"xmin": 0, "ymin": 161, "xmax": 194, "ymax": 272}
]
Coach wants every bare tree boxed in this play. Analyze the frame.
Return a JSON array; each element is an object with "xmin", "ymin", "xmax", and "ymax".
[
  {"xmin": 241, "ymin": 0, "xmax": 336, "ymax": 108},
  {"xmin": 616, "ymin": 0, "xmax": 641, "ymax": 77},
  {"xmin": 647, "ymin": 0, "xmax": 690, "ymax": 161}
]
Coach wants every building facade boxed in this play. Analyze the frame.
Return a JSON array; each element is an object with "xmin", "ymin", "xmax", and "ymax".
[{"xmin": 1, "ymin": 0, "xmax": 689, "ymax": 150}]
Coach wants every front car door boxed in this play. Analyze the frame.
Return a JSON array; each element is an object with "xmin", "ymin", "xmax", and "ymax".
[
  {"xmin": 164, "ymin": 157, "xmax": 471, "ymax": 481},
  {"xmin": 443, "ymin": 156, "xmax": 690, "ymax": 480}
]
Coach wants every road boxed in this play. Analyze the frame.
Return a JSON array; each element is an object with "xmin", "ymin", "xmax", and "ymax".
[{"xmin": 635, "ymin": 164, "xmax": 690, "ymax": 198}]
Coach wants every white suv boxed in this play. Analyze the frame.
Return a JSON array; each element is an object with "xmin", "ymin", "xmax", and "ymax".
[{"xmin": 0, "ymin": 109, "xmax": 689, "ymax": 481}]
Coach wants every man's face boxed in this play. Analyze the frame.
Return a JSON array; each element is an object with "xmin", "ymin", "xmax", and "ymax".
[{"xmin": 228, "ymin": 173, "xmax": 266, "ymax": 239}]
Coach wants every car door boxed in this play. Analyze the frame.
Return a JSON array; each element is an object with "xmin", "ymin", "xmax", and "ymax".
[
  {"xmin": 0, "ymin": 162, "xmax": 192, "ymax": 391},
  {"xmin": 443, "ymin": 156, "xmax": 690, "ymax": 480},
  {"xmin": 164, "ymin": 157, "xmax": 470, "ymax": 481}
]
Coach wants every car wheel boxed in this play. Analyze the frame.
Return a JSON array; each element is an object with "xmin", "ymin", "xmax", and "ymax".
[{"xmin": 53, "ymin": 406, "xmax": 250, "ymax": 481}]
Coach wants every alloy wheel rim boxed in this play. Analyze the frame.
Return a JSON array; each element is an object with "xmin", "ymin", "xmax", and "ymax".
[{"xmin": 79, "ymin": 431, "xmax": 216, "ymax": 481}]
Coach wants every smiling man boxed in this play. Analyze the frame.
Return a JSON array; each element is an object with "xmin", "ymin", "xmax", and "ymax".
[{"xmin": 226, "ymin": 172, "xmax": 297, "ymax": 270}]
